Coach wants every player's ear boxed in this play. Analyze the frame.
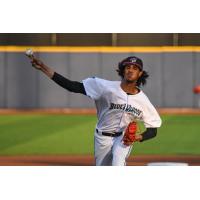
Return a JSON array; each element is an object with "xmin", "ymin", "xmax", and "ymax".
[{"xmin": 139, "ymin": 70, "xmax": 143, "ymax": 77}]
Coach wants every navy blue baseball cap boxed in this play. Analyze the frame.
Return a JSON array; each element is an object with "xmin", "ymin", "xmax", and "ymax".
[{"xmin": 120, "ymin": 56, "xmax": 143, "ymax": 70}]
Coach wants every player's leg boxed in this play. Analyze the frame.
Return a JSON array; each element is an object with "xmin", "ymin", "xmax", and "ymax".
[
  {"xmin": 112, "ymin": 135, "xmax": 133, "ymax": 166},
  {"xmin": 94, "ymin": 131, "xmax": 114, "ymax": 166}
]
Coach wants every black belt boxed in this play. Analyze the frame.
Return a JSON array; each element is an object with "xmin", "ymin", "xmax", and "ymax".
[{"xmin": 96, "ymin": 129, "xmax": 122, "ymax": 137}]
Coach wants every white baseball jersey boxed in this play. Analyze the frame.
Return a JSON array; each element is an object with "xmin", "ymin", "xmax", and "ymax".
[{"xmin": 83, "ymin": 77, "xmax": 162, "ymax": 133}]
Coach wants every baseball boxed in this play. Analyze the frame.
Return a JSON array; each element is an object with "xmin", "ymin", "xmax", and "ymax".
[{"xmin": 25, "ymin": 49, "xmax": 33, "ymax": 57}]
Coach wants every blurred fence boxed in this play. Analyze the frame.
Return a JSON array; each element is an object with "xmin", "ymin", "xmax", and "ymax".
[
  {"xmin": 0, "ymin": 46, "xmax": 200, "ymax": 108},
  {"xmin": 2, "ymin": 34, "xmax": 200, "ymax": 46}
]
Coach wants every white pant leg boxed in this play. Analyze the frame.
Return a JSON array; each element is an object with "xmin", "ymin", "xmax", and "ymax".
[
  {"xmin": 112, "ymin": 135, "xmax": 133, "ymax": 166},
  {"xmin": 94, "ymin": 131, "xmax": 114, "ymax": 166}
]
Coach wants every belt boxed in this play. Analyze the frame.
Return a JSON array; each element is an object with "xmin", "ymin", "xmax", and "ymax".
[{"xmin": 96, "ymin": 129, "xmax": 122, "ymax": 137}]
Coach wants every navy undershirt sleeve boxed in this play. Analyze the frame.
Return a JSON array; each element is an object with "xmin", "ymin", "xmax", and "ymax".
[
  {"xmin": 51, "ymin": 72, "xmax": 86, "ymax": 95},
  {"xmin": 140, "ymin": 128, "xmax": 157, "ymax": 142}
]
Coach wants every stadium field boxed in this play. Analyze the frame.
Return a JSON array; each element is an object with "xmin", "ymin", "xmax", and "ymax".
[{"xmin": 0, "ymin": 114, "xmax": 199, "ymax": 156}]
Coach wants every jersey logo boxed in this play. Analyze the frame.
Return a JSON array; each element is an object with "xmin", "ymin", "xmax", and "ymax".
[{"xmin": 109, "ymin": 103, "xmax": 142, "ymax": 117}]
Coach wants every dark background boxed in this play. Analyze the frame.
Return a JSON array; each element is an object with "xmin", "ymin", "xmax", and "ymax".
[{"xmin": 0, "ymin": 33, "xmax": 200, "ymax": 46}]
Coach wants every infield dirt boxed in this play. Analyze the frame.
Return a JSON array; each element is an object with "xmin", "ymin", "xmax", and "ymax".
[{"xmin": 0, "ymin": 155, "xmax": 199, "ymax": 166}]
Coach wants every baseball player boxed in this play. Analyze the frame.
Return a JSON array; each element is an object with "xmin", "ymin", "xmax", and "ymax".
[{"xmin": 29, "ymin": 55, "xmax": 162, "ymax": 166}]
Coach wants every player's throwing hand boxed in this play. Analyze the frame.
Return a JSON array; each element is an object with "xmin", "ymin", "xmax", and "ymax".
[
  {"xmin": 31, "ymin": 58, "xmax": 44, "ymax": 70},
  {"xmin": 26, "ymin": 49, "xmax": 54, "ymax": 78},
  {"xmin": 25, "ymin": 49, "xmax": 44, "ymax": 70}
]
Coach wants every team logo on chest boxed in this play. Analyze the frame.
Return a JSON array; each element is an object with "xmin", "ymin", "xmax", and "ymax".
[{"xmin": 109, "ymin": 103, "xmax": 142, "ymax": 117}]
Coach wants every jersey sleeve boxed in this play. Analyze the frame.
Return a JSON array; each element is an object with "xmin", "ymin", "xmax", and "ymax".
[
  {"xmin": 142, "ymin": 99, "xmax": 162, "ymax": 128},
  {"xmin": 82, "ymin": 77, "xmax": 105, "ymax": 100}
]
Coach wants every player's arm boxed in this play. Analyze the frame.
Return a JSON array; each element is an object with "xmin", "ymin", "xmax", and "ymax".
[
  {"xmin": 136, "ymin": 99, "xmax": 161, "ymax": 142},
  {"xmin": 52, "ymin": 72, "xmax": 86, "ymax": 94},
  {"xmin": 122, "ymin": 122, "xmax": 157, "ymax": 145},
  {"xmin": 136, "ymin": 128, "xmax": 157, "ymax": 142},
  {"xmin": 30, "ymin": 57, "xmax": 86, "ymax": 95},
  {"xmin": 31, "ymin": 57, "xmax": 55, "ymax": 78}
]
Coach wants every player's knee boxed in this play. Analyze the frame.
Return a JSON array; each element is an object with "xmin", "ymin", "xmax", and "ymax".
[{"xmin": 112, "ymin": 153, "xmax": 126, "ymax": 166}]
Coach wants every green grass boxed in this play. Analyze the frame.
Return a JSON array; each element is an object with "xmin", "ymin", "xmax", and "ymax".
[
  {"xmin": 0, "ymin": 114, "xmax": 199, "ymax": 155},
  {"xmin": 133, "ymin": 115, "xmax": 200, "ymax": 155}
]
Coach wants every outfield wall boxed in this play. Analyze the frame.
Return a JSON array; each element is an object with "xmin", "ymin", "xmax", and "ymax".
[{"xmin": 0, "ymin": 46, "xmax": 200, "ymax": 108}]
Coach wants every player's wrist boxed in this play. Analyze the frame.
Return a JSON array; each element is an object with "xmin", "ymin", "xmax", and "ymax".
[
  {"xmin": 135, "ymin": 134, "xmax": 143, "ymax": 142},
  {"xmin": 41, "ymin": 66, "xmax": 54, "ymax": 78}
]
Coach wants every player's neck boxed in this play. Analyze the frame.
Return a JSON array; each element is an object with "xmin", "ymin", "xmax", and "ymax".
[{"xmin": 120, "ymin": 80, "xmax": 139, "ymax": 95}]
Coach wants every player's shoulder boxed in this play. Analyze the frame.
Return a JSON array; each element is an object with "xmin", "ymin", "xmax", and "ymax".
[
  {"xmin": 87, "ymin": 76, "xmax": 119, "ymax": 86},
  {"xmin": 137, "ymin": 89, "xmax": 152, "ymax": 103}
]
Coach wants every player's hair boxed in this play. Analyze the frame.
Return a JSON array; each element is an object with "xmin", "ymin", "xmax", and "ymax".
[
  {"xmin": 116, "ymin": 66, "xmax": 149, "ymax": 87},
  {"xmin": 136, "ymin": 70, "xmax": 149, "ymax": 86}
]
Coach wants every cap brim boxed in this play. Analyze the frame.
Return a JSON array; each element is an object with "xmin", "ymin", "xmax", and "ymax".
[{"xmin": 123, "ymin": 62, "xmax": 143, "ymax": 70}]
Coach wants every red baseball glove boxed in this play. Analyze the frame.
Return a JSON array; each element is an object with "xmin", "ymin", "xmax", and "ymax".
[{"xmin": 122, "ymin": 121, "xmax": 137, "ymax": 146}]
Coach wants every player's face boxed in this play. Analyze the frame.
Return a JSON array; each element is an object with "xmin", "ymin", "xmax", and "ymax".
[{"xmin": 123, "ymin": 64, "xmax": 143, "ymax": 83}]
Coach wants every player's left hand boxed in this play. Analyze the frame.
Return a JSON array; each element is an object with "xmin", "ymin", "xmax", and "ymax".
[
  {"xmin": 122, "ymin": 121, "xmax": 138, "ymax": 146},
  {"xmin": 135, "ymin": 134, "xmax": 143, "ymax": 142}
]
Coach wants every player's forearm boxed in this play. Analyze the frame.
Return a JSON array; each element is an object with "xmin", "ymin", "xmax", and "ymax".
[
  {"xmin": 140, "ymin": 128, "xmax": 157, "ymax": 142},
  {"xmin": 39, "ymin": 63, "xmax": 55, "ymax": 78},
  {"xmin": 29, "ymin": 56, "xmax": 55, "ymax": 78},
  {"xmin": 30, "ymin": 56, "xmax": 86, "ymax": 94}
]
